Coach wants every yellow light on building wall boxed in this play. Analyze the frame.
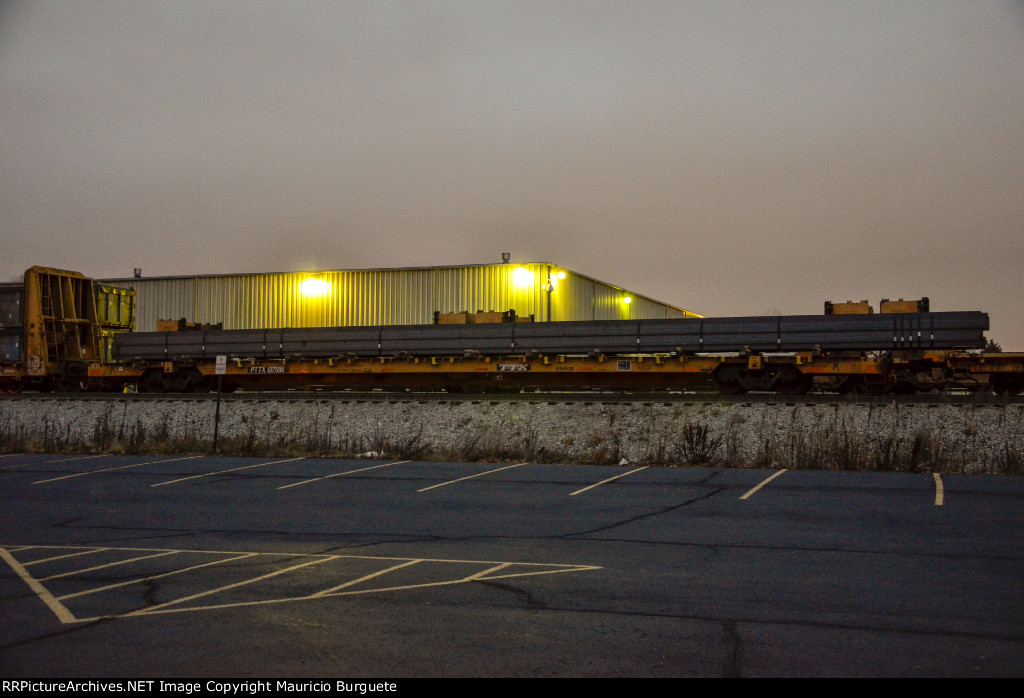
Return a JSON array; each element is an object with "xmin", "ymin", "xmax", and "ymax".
[
  {"xmin": 555, "ymin": 271, "xmax": 566, "ymax": 280},
  {"xmin": 622, "ymin": 296, "xmax": 632, "ymax": 304},
  {"xmin": 302, "ymin": 278, "xmax": 330, "ymax": 297},
  {"xmin": 512, "ymin": 267, "xmax": 532, "ymax": 287}
]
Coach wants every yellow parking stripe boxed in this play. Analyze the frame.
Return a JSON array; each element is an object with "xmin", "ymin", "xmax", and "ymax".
[
  {"xmin": 151, "ymin": 457, "xmax": 305, "ymax": 487},
  {"xmin": 122, "ymin": 555, "xmax": 339, "ymax": 616},
  {"xmin": 34, "ymin": 455, "xmax": 203, "ymax": 484},
  {"xmin": 58, "ymin": 553, "xmax": 258, "ymax": 601},
  {"xmin": 309, "ymin": 559, "xmax": 423, "ymax": 596},
  {"xmin": 739, "ymin": 469, "xmax": 788, "ymax": 500},
  {"xmin": 278, "ymin": 460, "xmax": 410, "ymax": 490},
  {"xmin": 417, "ymin": 463, "xmax": 528, "ymax": 492},
  {"xmin": 25, "ymin": 548, "xmax": 108, "ymax": 565},
  {"xmin": 570, "ymin": 467, "xmax": 648, "ymax": 496},
  {"xmin": 0, "ymin": 548, "xmax": 76, "ymax": 623},
  {"xmin": 933, "ymin": 473, "xmax": 944, "ymax": 506},
  {"xmin": 39, "ymin": 550, "xmax": 180, "ymax": 581},
  {"xmin": 1, "ymin": 454, "xmax": 101, "ymax": 470}
]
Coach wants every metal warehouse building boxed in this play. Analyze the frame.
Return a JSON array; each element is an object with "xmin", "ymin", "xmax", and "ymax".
[{"xmin": 103, "ymin": 262, "xmax": 700, "ymax": 332}]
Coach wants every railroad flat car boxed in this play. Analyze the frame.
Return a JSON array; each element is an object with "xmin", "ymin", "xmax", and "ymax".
[{"xmin": 1, "ymin": 267, "xmax": 1020, "ymax": 396}]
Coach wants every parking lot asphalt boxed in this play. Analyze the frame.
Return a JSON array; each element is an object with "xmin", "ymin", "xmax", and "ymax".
[{"xmin": 2, "ymin": 453, "xmax": 1023, "ymax": 677}]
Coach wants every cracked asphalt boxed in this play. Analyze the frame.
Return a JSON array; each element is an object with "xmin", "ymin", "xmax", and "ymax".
[{"xmin": 2, "ymin": 454, "xmax": 1023, "ymax": 677}]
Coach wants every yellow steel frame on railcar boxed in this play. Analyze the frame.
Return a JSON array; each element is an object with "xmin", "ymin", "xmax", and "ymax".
[
  {"xmin": 945, "ymin": 352, "xmax": 1024, "ymax": 375},
  {"xmin": 89, "ymin": 351, "xmax": 893, "ymax": 391},
  {"xmin": 23, "ymin": 266, "xmax": 101, "ymax": 377},
  {"xmin": 86, "ymin": 350, "xmax": 1024, "ymax": 394}
]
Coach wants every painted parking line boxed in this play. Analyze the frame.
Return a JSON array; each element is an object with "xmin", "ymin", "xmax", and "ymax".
[
  {"xmin": 38, "ymin": 550, "xmax": 180, "ymax": 581},
  {"xmin": 337, "ymin": 561, "xmax": 515, "ymax": 596},
  {"xmin": 933, "ymin": 473, "xmax": 944, "ymax": 506},
  {"xmin": 151, "ymin": 457, "xmax": 306, "ymax": 487},
  {"xmin": 570, "ymin": 466, "xmax": 649, "ymax": 496},
  {"xmin": 417, "ymin": 463, "xmax": 529, "ymax": 492},
  {"xmin": 0, "ymin": 548, "xmax": 76, "ymax": 623},
  {"xmin": 58, "ymin": 552, "xmax": 259, "ymax": 601},
  {"xmin": 1, "ymin": 454, "xmax": 104, "ymax": 470},
  {"xmin": 33, "ymin": 455, "xmax": 204, "ymax": 484},
  {"xmin": 162, "ymin": 558, "xmax": 602, "ymax": 614},
  {"xmin": 120, "ymin": 555, "xmax": 339, "ymax": 617},
  {"xmin": 25, "ymin": 548, "xmax": 110, "ymax": 565},
  {"xmin": 277, "ymin": 460, "xmax": 410, "ymax": 490},
  {"xmin": 2, "ymin": 544, "xmax": 602, "ymax": 622},
  {"xmin": 739, "ymin": 469, "xmax": 788, "ymax": 500},
  {"xmin": 309, "ymin": 559, "xmax": 423, "ymax": 595}
]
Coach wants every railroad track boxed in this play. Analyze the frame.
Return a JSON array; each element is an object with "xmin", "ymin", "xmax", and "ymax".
[{"xmin": 2, "ymin": 390, "xmax": 1022, "ymax": 406}]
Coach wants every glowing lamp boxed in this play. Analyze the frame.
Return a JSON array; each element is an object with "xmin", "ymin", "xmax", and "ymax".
[
  {"xmin": 512, "ymin": 267, "xmax": 532, "ymax": 287},
  {"xmin": 302, "ymin": 278, "xmax": 330, "ymax": 297}
]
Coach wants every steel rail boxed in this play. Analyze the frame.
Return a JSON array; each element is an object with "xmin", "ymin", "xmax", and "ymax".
[{"xmin": 2, "ymin": 391, "xmax": 1021, "ymax": 406}]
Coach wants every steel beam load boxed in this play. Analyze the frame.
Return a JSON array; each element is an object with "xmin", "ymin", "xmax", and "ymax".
[{"xmin": 113, "ymin": 311, "xmax": 989, "ymax": 362}]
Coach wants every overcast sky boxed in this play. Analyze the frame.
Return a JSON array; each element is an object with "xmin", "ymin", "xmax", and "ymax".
[{"xmin": 2, "ymin": 1, "xmax": 1022, "ymax": 346}]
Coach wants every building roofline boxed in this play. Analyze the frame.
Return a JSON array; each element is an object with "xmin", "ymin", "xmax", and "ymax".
[{"xmin": 101, "ymin": 262, "xmax": 698, "ymax": 316}]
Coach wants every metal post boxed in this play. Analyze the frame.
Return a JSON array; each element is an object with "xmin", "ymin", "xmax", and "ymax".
[
  {"xmin": 546, "ymin": 264, "xmax": 552, "ymax": 322},
  {"xmin": 213, "ymin": 374, "xmax": 222, "ymax": 453}
]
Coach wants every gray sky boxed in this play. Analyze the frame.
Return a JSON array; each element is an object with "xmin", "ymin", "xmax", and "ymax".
[{"xmin": 3, "ymin": 1, "xmax": 1023, "ymax": 346}]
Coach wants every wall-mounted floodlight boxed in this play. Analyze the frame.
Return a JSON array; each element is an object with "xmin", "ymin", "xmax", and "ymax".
[
  {"xmin": 302, "ymin": 278, "xmax": 330, "ymax": 297},
  {"xmin": 555, "ymin": 271, "xmax": 566, "ymax": 280},
  {"xmin": 512, "ymin": 266, "xmax": 532, "ymax": 287},
  {"xmin": 502, "ymin": 252, "xmax": 511, "ymax": 263},
  {"xmin": 622, "ymin": 296, "xmax": 632, "ymax": 304}
]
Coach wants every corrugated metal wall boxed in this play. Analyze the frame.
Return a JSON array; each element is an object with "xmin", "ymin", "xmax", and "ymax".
[
  {"xmin": 550, "ymin": 271, "xmax": 693, "ymax": 322},
  {"xmin": 105, "ymin": 263, "xmax": 699, "ymax": 331},
  {"xmin": 132, "ymin": 277, "xmax": 196, "ymax": 333}
]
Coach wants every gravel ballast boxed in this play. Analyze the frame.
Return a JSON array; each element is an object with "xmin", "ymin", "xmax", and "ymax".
[{"xmin": 1, "ymin": 396, "xmax": 1022, "ymax": 474}]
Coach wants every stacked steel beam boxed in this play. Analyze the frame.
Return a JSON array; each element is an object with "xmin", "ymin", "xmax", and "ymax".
[{"xmin": 114, "ymin": 312, "xmax": 989, "ymax": 361}]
